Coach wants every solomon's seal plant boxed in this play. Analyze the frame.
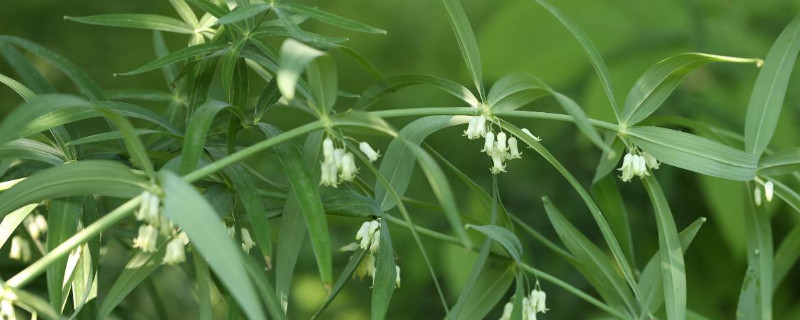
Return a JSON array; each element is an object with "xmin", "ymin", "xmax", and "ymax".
[{"xmin": 0, "ymin": 0, "xmax": 798, "ymax": 319}]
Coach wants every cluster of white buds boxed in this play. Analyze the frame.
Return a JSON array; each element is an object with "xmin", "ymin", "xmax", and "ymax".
[
  {"xmin": 481, "ymin": 131, "xmax": 523, "ymax": 174},
  {"xmin": 320, "ymin": 138, "xmax": 360, "ymax": 187},
  {"xmin": 499, "ymin": 286, "xmax": 548, "ymax": 320},
  {"xmin": 463, "ymin": 115, "xmax": 488, "ymax": 140},
  {"xmin": 23, "ymin": 214, "xmax": 47, "ymax": 240},
  {"xmin": 618, "ymin": 151, "xmax": 660, "ymax": 182},
  {"xmin": 132, "ymin": 191, "xmax": 189, "ymax": 266},
  {"xmin": 754, "ymin": 180, "xmax": 774, "ymax": 207},
  {"xmin": 8, "ymin": 236, "xmax": 31, "ymax": 262},
  {"xmin": 0, "ymin": 287, "xmax": 16, "ymax": 320},
  {"xmin": 341, "ymin": 219, "xmax": 399, "ymax": 288}
]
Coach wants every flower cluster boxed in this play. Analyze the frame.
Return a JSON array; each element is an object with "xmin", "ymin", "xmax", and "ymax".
[
  {"xmin": 754, "ymin": 180, "xmax": 774, "ymax": 206},
  {"xmin": 618, "ymin": 151, "xmax": 659, "ymax": 182},
  {"xmin": 23, "ymin": 213, "xmax": 47, "ymax": 240},
  {"xmin": 464, "ymin": 115, "xmax": 538, "ymax": 174},
  {"xmin": 0, "ymin": 287, "xmax": 16, "ymax": 320},
  {"xmin": 319, "ymin": 138, "xmax": 381, "ymax": 187},
  {"xmin": 132, "ymin": 191, "xmax": 188, "ymax": 265},
  {"xmin": 499, "ymin": 286, "xmax": 548, "ymax": 320},
  {"xmin": 341, "ymin": 219, "xmax": 400, "ymax": 288}
]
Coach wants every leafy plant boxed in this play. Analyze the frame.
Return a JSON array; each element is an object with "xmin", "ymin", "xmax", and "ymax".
[{"xmin": 0, "ymin": 0, "xmax": 798, "ymax": 319}]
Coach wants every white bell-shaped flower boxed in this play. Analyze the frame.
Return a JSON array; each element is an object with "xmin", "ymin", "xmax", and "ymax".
[
  {"xmin": 643, "ymin": 152, "xmax": 660, "ymax": 170},
  {"xmin": 177, "ymin": 231, "xmax": 190, "ymax": 245},
  {"xmin": 496, "ymin": 132, "xmax": 508, "ymax": 152},
  {"xmin": 765, "ymin": 180, "xmax": 774, "ymax": 202},
  {"xmin": 9, "ymin": 236, "xmax": 30, "ymax": 262},
  {"xmin": 508, "ymin": 137, "xmax": 522, "ymax": 159},
  {"xmin": 241, "ymin": 228, "xmax": 256, "ymax": 253},
  {"xmin": 482, "ymin": 132, "xmax": 496, "ymax": 153},
  {"xmin": 24, "ymin": 215, "xmax": 42, "ymax": 240},
  {"xmin": 133, "ymin": 225, "xmax": 158, "ymax": 252},
  {"xmin": 227, "ymin": 226, "xmax": 236, "ymax": 238},
  {"xmin": 618, "ymin": 153, "xmax": 635, "ymax": 182},
  {"xmin": 322, "ymin": 138, "xmax": 334, "ymax": 163},
  {"xmin": 354, "ymin": 253, "xmax": 376, "ymax": 282},
  {"xmin": 475, "ymin": 115, "xmax": 487, "ymax": 138},
  {"xmin": 162, "ymin": 238, "xmax": 186, "ymax": 265},
  {"xmin": 359, "ymin": 142, "xmax": 380, "ymax": 162},
  {"xmin": 356, "ymin": 220, "xmax": 381, "ymax": 252},
  {"xmin": 320, "ymin": 161, "xmax": 339, "ymax": 187},
  {"xmin": 490, "ymin": 154, "xmax": 506, "ymax": 173},
  {"xmin": 531, "ymin": 288, "xmax": 547, "ymax": 313},
  {"xmin": 521, "ymin": 128, "xmax": 542, "ymax": 141},
  {"xmin": 463, "ymin": 116, "xmax": 479, "ymax": 139},
  {"xmin": 499, "ymin": 301, "xmax": 513, "ymax": 320},
  {"xmin": 395, "ymin": 265, "xmax": 401, "ymax": 288},
  {"xmin": 755, "ymin": 186, "xmax": 763, "ymax": 206},
  {"xmin": 333, "ymin": 148, "xmax": 344, "ymax": 169},
  {"xmin": 339, "ymin": 152, "xmax": 358, "ymax": 181}
]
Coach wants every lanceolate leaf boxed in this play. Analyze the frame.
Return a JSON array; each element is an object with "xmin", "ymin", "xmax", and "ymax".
[
  {"xmin": 736, "ymin": 182, "xmax": 773, "ymax": 320},
  {"xmin": 592, "ymin": 176, "xmax": 634, "ymax": 265},
  {"xmin": 179, "ymin": 100, "xmax": 241, "ymax": 174},
  {"xmin": 0, "ymin": 139, "xmax": 66, "ymax": 166},
  {"xmin": 531, "ymin": 0, "xmax": 619, "ymax": 118},
  {"xmin": 214, "ymin": 3, "xmax": 269, "ymax": 25},
  {"xmin": 641, "ymin": 176, "xmax": 686, "ymax": 320},
  {"xmin": 745, "ymin": 15, "xmax": 800, "ymax": 156},
  {"xmin": 622, "ymin": 53, "xmax": 761, "ymax": 126},
  {"xmin": 0, "ymin": 161, "xmax": 148, "ymax": 218},
  {"xmin": 638, "ymin": 217, "xmax": 705, "ymax": 315},
  {"xmin": 371, "ymin": 219, "xmax": 397, "ymax": 320},
  {"xmin": 47, "ymin": 197, "xmax": 83, "ymax": 312},
  {"xmin": 97, "ymin": 245, "xmax": 166, "ymax": 319},
  {"xmin": 628, "ymin": 126, "xmax": 758, "ymax": 181},
  {"xmin": 96, "ymin": 108, "xmax": 156, "ymax": 178},
  {"xmin": 355, "ymin": 74, "xmax": 479, "ymax": 110},
  {"xmin": 66, "ymin": 14, "xmax": 194, "ymax": 33},
  {"xmin": 465, "ymin": 224, "xmax": 522, "ymax": 262},
  {"xmin": 280, "ymin": 3, "xmax": 387, "ymax": 34},
  {"xmin": 0, "ymin": 36, "xmax": 107, "ymax": 100},
  {"xmin": 542, "ymin": 197, "xmax": 635, "ymax": 315},
  {"xmin": 260, "ymin": 123, "xmax": 331, "ymax": 286},
  {"xmin": 159, "ymin": 170, "xmax": 265, "ymax": 320},
  {"xmin": 774, "ymin": 222, "xmax": 800, "ymax": 288},
  {"xmin": 118, "ymin": 42, "xmax": 228, "ymax": 76},
  {"xmin": 758, "ymin": 147, "xmax": 800, "ymax": 176},
  {"xmin": 440, "ymin": 0, "xmax": 485, "ymax": 100},
  {"xmin": 221, "ymin": 39, "xmax": 247, "ymax": 104},
  {"xmin": 277, "ymin": 39, "xmax": 337, "ymax": 114},
  {"xmin": 487, "ymin": 73, "xmax": 548, "ymax": 112},
  {"xmin": 0, "ymin": 73, "xmax": 35, "ymax": 100}
]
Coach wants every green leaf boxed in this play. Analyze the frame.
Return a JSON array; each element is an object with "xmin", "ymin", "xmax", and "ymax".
[
  {"xmin": 542, "ymin": 197, "xmax": 635, "ymax": 315},
  {"xmin": 312, "ymin": 249, "xmax": 367, "ymax": 320},
  {"xmin": 275, "ymin": 191, "xmax": 306, "ymax": 312},
  {"xmin": 66, "ymin": 129, "xmax": 179, "ymax": 147},
  {"xmin": 0, "ymin": 139, "xmax": 66, "ymax": 166},
  {"xmin": 224, "ymin": 164, "xmax": 273, "ymax": 259},
  {"xmin": 97, "ymin": 246, "xmax": 166, "ymax": 319},
  {"xmin": 254, "ymin": 78, "xmax": 281, "ymax": 123},
  {"xmin": 622, "ymin": 53, "xmax": 761, "ymax": 126},
  {"xmin": 371, "ymin": 219, "xmax": 397, "ymax": 320},
  {"xmin": 96, "ymin": 108, "xmax": 156, "ymax": 178},
  {"xmin": 487, "ymin": 73, "xmax": 549, "ymax": 112},
  {"xmin": 551, "ymin": 91, "xmax": 615, "ymax": 154},
  {"xmin": 158, "ymin": 170, "xmax": 265, "ymax": 320},
  {"xmin": 641, "ymin": 175, "xmax": 686, "ymax": 320},
  {"xmin": 280, "ymin": 3, "xmax": 386, "ymax": 34},
  {"xmin": 451, "ymin": 261, "xmax": 515, "ymax": 320},
  {"xmin": 0, "ymin": 161, "xmax": 148, "ymax": 217},
  {"xmin": 240, "ymin": 250, "xmax": 287, "ymax": 320},
  {"xmin": 355, "ymin": 74, "xmax": 479, "ymax": 110},
  {"xmin": 774, "ymin": 221, "xmax": 800, "ymax": 288},
  {"xmin": 168, "ymin": 0, "xmax": 199, "ymax": 26},
  {"xmin": 180, "ymin": 101, "xmax": 241, "ymax": 174},
  {"xmin": 277, "ymin": 39, "xmax": 337, "ymax": 113},
  {"xmin": 260, "ymin": 123, "xmax": 331, "ymax": 286},
  {"xmin": 0, "ymin": 43, "xmax": 55, "ymax": 94},
  {"xmin": 106, "ymin": 89, "xmax": 174, "ymax": 102},
  {"xmin": 745, "ymin": 15, "xmax": 800, "ymax": 156},
  {"xmin": 592, "ymin": 134, "xmax": 624, "ymax": 184},
  {"xmin": 638, "ymin": 217, "xmax": 705, "ymax": 316},
  {"xmin": 321, "ymin": 189, "xmax": 381, "ymax": 218},
  {"xmin": 215, "ymin": 3, "xmax": 269, "ymax": 25},
  {"xmin": 117, "ymin": 42, "xmax": 228, "ymax": 76},
  {"xmin": 65, "ymin": 14, "xmax": 194, "ymax": 33},
  {"xmin": 0, "ymin": 73, "xmax": 35, "ymax": 100},
  {"xmin": 0, "ymin": 204, "xmax": 38, "ymax": 249},
  {"xmin": 221, "ymin": 39, "xmax": 247, "ymax": 104},
  {"xmin": 466, "ymin": 225, "xmax": 522, "ymax": 262},
  {"xmin": 47, "ymin": 197, "xmax": 83, "ymax": 312},
  {"xmin": 0, "ymin": 36, "xmax": 106, "ymax": 100},
  {"xmin": 758, "ymin": 148, "xmax": 800, "ymax": 176},
  {"xmin": 628, "ymin": 126, "xmax": 758, "ymax": 181},
  {"xmin": 440, "ymin": 0, "xmax": 485, "ymax": 100},
  {"xmin": 736, "ymin": 182, "xmax": 773, "ymax": 320},
  {"xmin": 592, "ymin": 176, "xmax": 634, "ymax": 265},
  {"xmin": 375, "ymin": 115, "xmax": 470, "ymax": 211},
  {"xmin": 193, "ymin": 251, "xmax": 213, "ymax": 320},
  {"xmin": 531, "ymin": 0, "xmax": 619, "ymax": 119}
]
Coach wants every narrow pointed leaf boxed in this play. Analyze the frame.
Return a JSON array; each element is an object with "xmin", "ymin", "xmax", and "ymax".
[
  {"xmin": 118, "ymin": 42, "xmax": 227, "ymax": 76},
  {"xmin": 280, "ymin": 3, "xmax": 386, "ymax": 34},
  {"xmin": 440, "ymin": 0, "xmax": 484, "ymax": 99},
  {"xmin": 0, "ymin": 73, "xmax": 35, "ymax": 100},
  {"xmin": 215, "ymin": 4, "xmax": 269, "ymax": 25},
  {"xmin": 487, "ymin": 73, "xmax": 548, "ymax": 112},
  {"xmin": 0, "ymin": 139, "xmax": 66, "ymax": 166},
  {"xmin": 758, "ymin": 148, "xmax": 800, "ymax": 176},
  {"xmin": 356, "ymin": 74, "xmax": 479, "ymax": 110},
  {"xmin": 736, "ymin": 183, "xmax": 773, "ymax": 320},
  {"xmin": 371, "ymin": 219, "xmax": 397, "ymax": 320},
  {"xmin": 66, "ymin": 14, "xmax": 194, "ymax": 33},
  {"xmin": 97, "ymin": 246, "xmax": 166, "ymax": 319}
]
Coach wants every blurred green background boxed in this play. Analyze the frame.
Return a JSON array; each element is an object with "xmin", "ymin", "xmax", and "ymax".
[{"xmin": 2, "ymin": 0, "xmax": 800, "ymax": 319}]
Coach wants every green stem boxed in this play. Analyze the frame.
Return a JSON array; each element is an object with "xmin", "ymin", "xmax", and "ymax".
[
  {"xmin": 7, "ymin": 197, "xmax": 142, "ymax": 288},
  {"xmin": 384, "ymin": 215, "xmax": 624, "ymax": 319}
]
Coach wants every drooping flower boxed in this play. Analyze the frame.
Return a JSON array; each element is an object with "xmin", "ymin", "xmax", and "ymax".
[
  {"xmin": 765, "ymin": 180, "xmax": 774, "ymax": 202},
  {"xmin": 619, "ymin": 153, "xmax": 635, "ymax": 182},
  {"xmin": 395, "ymin": 265, "xmax": 401, "ymax": 288},
  {"xmin": 9, "ymin": 236, "xmax": 30, "ymax": 262},
  {"xmin": 227, "ymin": 226, "xmax": 236, "ymax": 238},
  {"xmin": 359, "ymin": 142, "xmax": 381, "ymax": 162},
  {"xmin": 333, "ymin": 148, "xmax": 344, "ymax": 169},
  {"xmin": 354, "ymin": 253, "xmax": 376, "ymax": 281},
  {"xmin": 177, "ymin": 231, "xmax": 190, "ymax": 245},
  {"xmin": 356, "ymin": 220, "xmax": 381, "ymax": 253},
  {"xmin": 490, "ymin": 154, "xmax": 506, "ymax": 173},
  {"xmin": 755, "ymin": 186, "xmax": 763, "ymax": 207},
  {"xmin": 521, "ymin": 128, "xmax": 542, "ymax": 141},
  {"xmin": 643, "ymin": 152, "xmax": 660, "ymax": 170},
  {"xmin": 530, "ymin": 287, "xmax": 547, "ymax": 313},
  {"xmin": 339, "ymin": 152, "xmax": 358, "ymax": 181},
  {"xmin": 464, "ymin": 116, "xmax": 488, "ymax": 140},
  {"xmin": 241, "ymin": 228, "xmax": 256, "ymax": 253},
  {"xmin": 496, "ymin": 132, "xmax": 509, "ymax": 153},
  {"xmin": 320, "ymin": 161, "xmax": 338, "ymax": 187},
  {"xmin": 133, "ymin": 225, "xmax": 158, "ymax": 252},
  {"xmin": 162, "ymin": 238, "xmax": 186, "ymax": 265},
  {"xmin": 508, "ymin": 137, "xmax": 522, "ymax": 159},
  {"xmin": 322, "ymin": 138, "xmax": 334, "ymax": 162},
  {"xmin": 618, "ymin": 152, "xmax": 654, "ymax": 182},
  {"xmin": 24, "ymin": 214, "xmax": 46, "ymax": 240},
  {"xmin": 482, "ymin": 131, "xmax": 496, "ymax": 153}
]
